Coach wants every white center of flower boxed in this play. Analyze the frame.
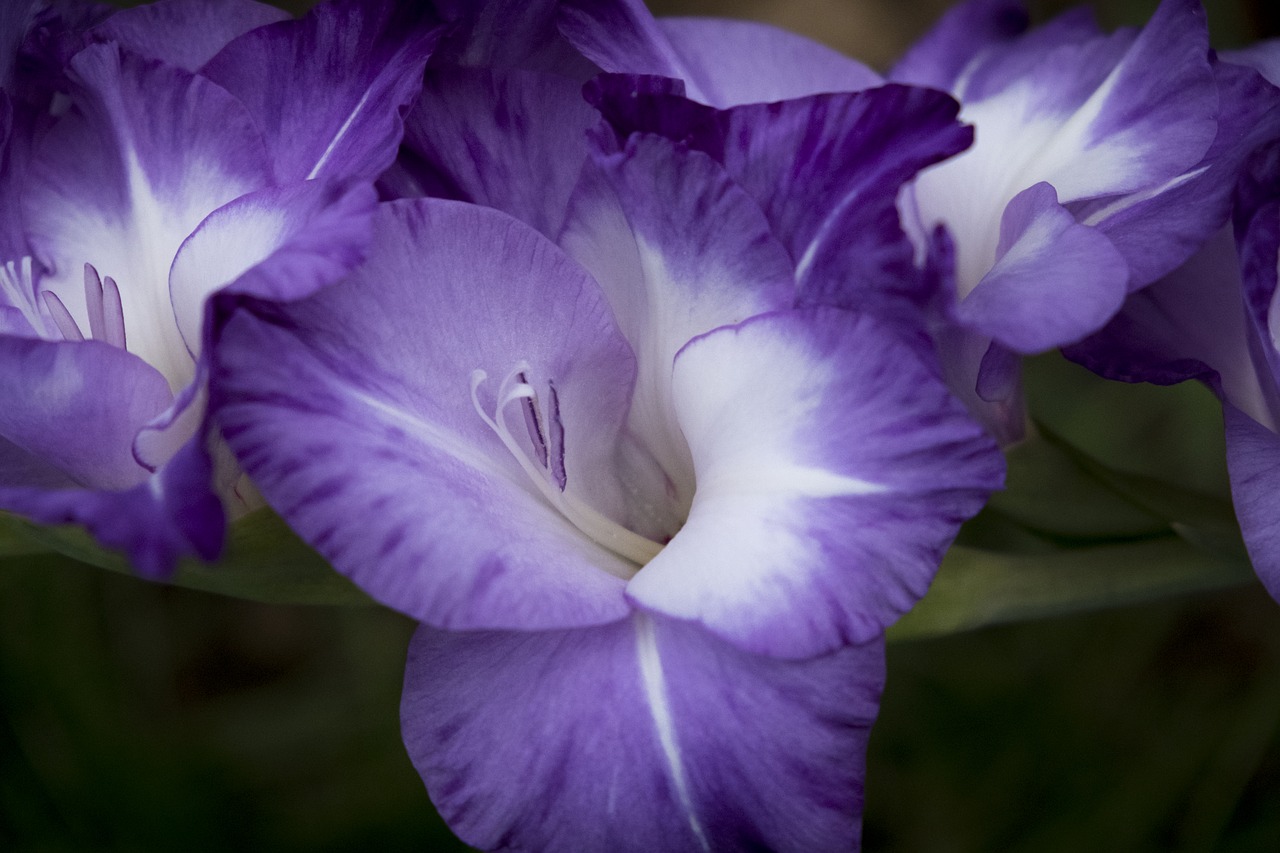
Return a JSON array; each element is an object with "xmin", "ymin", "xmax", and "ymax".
[{"xmin": 470, "ymin": 361, "xmax": 664, "ymax": 567}]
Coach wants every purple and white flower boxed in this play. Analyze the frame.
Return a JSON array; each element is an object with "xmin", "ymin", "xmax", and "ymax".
[
  {"xmin": 0, "ymin": 0, "xmax": 438, "ymax": 574},
  {"xmin": 1067, "ymin": 45, "xmax": 1280, "ymax": 602},
  {"xmin": 889, "ymin": 0, "xmax": 1242, "ymax": 441},
  {"xmin": 213, "ymin": 8, "xmax": 1004, "ymax": 847}
]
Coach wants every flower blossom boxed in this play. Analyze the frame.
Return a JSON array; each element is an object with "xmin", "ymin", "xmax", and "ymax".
[
  {"xmin": 0, "ymin": 0, "xmax": 439, "ymax": 574},
  {"xmin": 1066, "ymin": 45, "xmax": 1280, "ymax": 602},
  {"xmin": 212, "ymin": 4, "xmax": 1004, "ymax": 849}
]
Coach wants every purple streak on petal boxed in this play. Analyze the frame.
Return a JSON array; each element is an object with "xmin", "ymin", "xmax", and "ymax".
[
  {"xmin": 890, "ymin": 0, "xmax": 1029, "ymax": 91},
  {"xmin": 202, "ymin": 0, "xmax": 442, "ymax": 184},
  {"xmin": 655, "ymin": 17, "xmax": 881, "ymax": 106},
  {"xmin": 558, "ymin": 0, "xmax": 678, "ymax": 79},
  {"xmin": 402, "ymin": 614, "xmax": 884, "ymax": 852},
  {"xmin": 588, "ymin": 78, "xmax": 971, "ymax": 314},
  {"xmin": 428, "ymin": 0, "xmax": 594, "ymax": 77},
  {"xmin": 0, "ymin": 336, "xmax": 169, "ymax": 490},
  {"xmin": 629, "ymin": 309, "xmax": 1002, "ymax": 656},
  {"xmin": 24, "ymin": 42, "xmax": 271, "ymax": 390},
  {"xmin": 1225, "ymin": 404, "xmax": 1280, "ymax": 603},
  {"xmin": 401, "ymin": 68, "xmax": 596, "ymax": 239},
  {"xmin": 957, "ymin": 182, "xmax": 1129, "ymax": 353},
  {"xmin": 216, "ymin": 198, "xmax": 639, "ymax": 630},
  {"xmin": 86, "ymin": 0, "xmax": 288, "ymax": 72},
  {"xmin": 1075, "ymin": 58, "xmax": 1280, "ymax": 288}
]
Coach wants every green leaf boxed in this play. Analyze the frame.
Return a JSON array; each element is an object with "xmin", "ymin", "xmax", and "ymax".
[
  {"xmin": 888, "ymin": 537, "xmax": 1256, "ymax": 642},
  {"xmin": 2, "ymin": 509, "xmax": 374, "ymax": 607}
]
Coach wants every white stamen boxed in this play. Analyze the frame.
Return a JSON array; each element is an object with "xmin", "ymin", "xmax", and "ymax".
[
  {"xmin": 0, "ymin": 257, "xmax": 48, "ymax": 336},
  {"xmin": 471, "ymin": 362, "xmax": 664, "ymax": 567}
]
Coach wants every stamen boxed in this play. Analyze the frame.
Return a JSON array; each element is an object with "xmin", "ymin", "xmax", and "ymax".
[
  {"xmin": 41, "ymin": 291, "xmax": 85, "ymax": 342},
  {"xmin": 546, "ymin": 380, "xmax": 567, "ymax": 492},
  {"xmin": 471, "ymin": 363, "xmax": 663, "ymax": 567},
  {"xmin": 84, "ymin": 263, "xmax": 105, "ymax": 341},
  {"xmin": 100, "ymin": 275, "xmax": 126, "ymax": 349},
  {"xmin": 81, "ymin": 263, "xmax": 127, "ymax": 349},
  {"xmin": 0, "ymin": 257, "xmax": 47, "ymax": 335},
  {"xmin": 516, "ymin": 370, "xmax": 548, "ymax": 467}
]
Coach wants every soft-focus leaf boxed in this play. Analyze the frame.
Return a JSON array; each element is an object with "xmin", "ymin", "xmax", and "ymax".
[
  {"xmin": 2, "ymin": 508, "xmax": 373, "ymax": 606},
  {"xmin": 889, "ymin": 537, "xmax": 1256, "ymax": 642}
]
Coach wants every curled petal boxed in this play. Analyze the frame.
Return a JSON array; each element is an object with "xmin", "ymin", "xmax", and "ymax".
[{"xmin": 628, "ymin": 308, "xmax": 1003, "ymax": 657}]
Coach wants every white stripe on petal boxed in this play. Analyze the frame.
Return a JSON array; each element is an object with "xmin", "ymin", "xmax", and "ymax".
[{"xmin": 635, "ymin": 613, "xmax": 710, "ymax": 853}]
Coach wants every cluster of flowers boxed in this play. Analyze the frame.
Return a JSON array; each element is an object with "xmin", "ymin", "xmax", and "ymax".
[{"xmin": 1, "ymin": 0, "xmax": 1277, "ymax": 849}]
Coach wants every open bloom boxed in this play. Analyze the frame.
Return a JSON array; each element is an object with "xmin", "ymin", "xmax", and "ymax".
[
  {"xmin": 0, "ymin": 0, "xmax": 438, "ymax": 573},
  {"xmin": 214, "ymin": 30, "xmax": 1003, "ymax": 844},
  {"xmin": 1066, "ymin": 46, "xmax": 1280, "ymax": 602},
  {"xmin": 887, "ymin": 0, "xmax": 1257, "ymax": 440}
]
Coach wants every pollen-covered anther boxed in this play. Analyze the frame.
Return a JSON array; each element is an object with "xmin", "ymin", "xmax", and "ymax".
[{"xmin": 470, "ymin": 361, "xmax": 662, "ymax": 568}]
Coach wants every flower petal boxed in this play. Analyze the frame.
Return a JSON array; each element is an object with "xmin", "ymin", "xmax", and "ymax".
[
  {"xmin": 560, "ymin": 131, "xmax": 795, "ymax": 514},
  {"xmin": 402, "ymin": 613, "xmax": 884, "ymax": 853},
  {"xmin": 628, "ymin": 308, "xmax": 1003, "ymax": 657},
  {"xmin": 399, "ymin": 67, "xmax": 596, "ymax": 239},
  {"xmin": 86, "ymin": 0, "xmax": 288, "ymax": 72},
  {"xmin": 201, "ymin": 0, "xmax": 442, "ymax": 183},
  {"xmin": 653, "ymin": 17, "xmax": 881, "ymax": 106},
  {"xmin": 23, "ymin": 41, "xmax": 271, "ymax": 390},
  {"xmin": 588, "ymin": 78, "xmax": 971, "ymax": 312},
  {"xmin": 907, "ymin": 0, "xmax": 1216, "ymax": 302},
  {"xmin": 890, "ymin": 0, "xmax": 1032, "ymax": 91},
  {"xmin": 1225, "ymin": 404, "xmax": 1280, "ymax": 603},
  {"xmin": 216, "ymin": 198, "xmax": 639, "ymax": 630},
  {"xmin": 0, "ymin": 336, "xmax": 168, "ymax": 489},
  {"xmin": 956, "ymin": 181, "xmax": 1129, "ymax": 353}
]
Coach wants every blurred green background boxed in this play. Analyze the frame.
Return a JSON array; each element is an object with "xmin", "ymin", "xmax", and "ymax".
[{"xmin": 5, "ymin": 1, "xmax": 1280, "ymax": 851}]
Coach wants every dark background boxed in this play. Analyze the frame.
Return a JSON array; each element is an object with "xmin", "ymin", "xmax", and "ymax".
[{"xmin": 5, "ymin": 1, "xmax": 1280, "ymax": 850}]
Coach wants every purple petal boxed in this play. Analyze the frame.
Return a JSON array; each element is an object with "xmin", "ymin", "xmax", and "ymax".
[
  {"xmin": 216, "ymin": 198, "xmax": 639, "ymax": 631},
  {"xmin": 1074, "ymin": 57, "xmax": 1280, "ymax": 288},
  {"xmin": 0, "ymin": 335, "xmax": 225, "ymax": 577},
  {"xmin": 1225, "ymin": 404, "xmax": 1280, "ymax": 603},
  {"xmin": 23, "ymin": 41, "xmax": 271, "ymax": 390},
  {"xmin": 400, "ymin": 67, "xmax": 595, "ymax": 239},
  {"xmin": 428, "ymin": 0, "xmax": 593, "ymax": 76},
  {"xmin": 588, "ymin": 78, "xmax": 971, "ymax": 312},
  {"xmin": 956, "ymin": 182, "xmax": 1129, "ymax": 353},
  {"xmin": 402, "ymin": 613, "xmax": 884, "ymax": 852},
  {"xmin": 890, "ymin": 0, "xmax": 1031, "ymax": 91},
  {"xmin": 627, "ymin": 309, "xmax": 1002, "ymax": 657},
  {"xmin": 0, "ymin": 335, "xmax": 170, "ymax": 489},
  {"xmin": 0, "ymin": 434, "xmax": 223, "ymax": 577},
  {"xmin": 201, "ymin": 0, "xmax": 441, "ymax": 183},
  {"xmin": 85, "ymin": 0, "xmax": 288, "ymax": 72},
  {"xmin": 654, "ymin": 17, "xmax": 881, "ymax": 107},
  {"xmin": 907, "ymin": 0, "xmax": 1216, "ymax": 308},
  {"xmin": 1066, "ymin": 226, "xmax": 1280, "ymax": 430}
]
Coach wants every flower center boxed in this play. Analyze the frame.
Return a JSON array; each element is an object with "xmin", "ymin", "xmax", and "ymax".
[{"xmin": 470, "ymin": 361, "xmax": 664, "ymax": 567}]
